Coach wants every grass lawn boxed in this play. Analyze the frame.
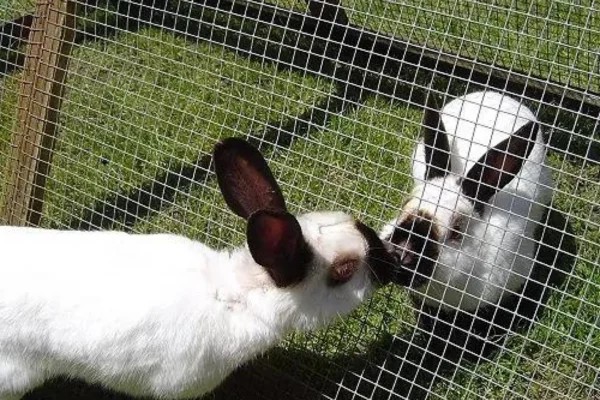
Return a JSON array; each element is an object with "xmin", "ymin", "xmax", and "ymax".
[
  {"xmin": 344, "ymin": 0, "xmax": 600, "ymax": 93},
  {"xmin": 0, "ymin": 1, "xmax": 598, "ymax": 399},
  {"xmin": 0, "ymin": 0, "xmax": 34, "ymax": 20}
]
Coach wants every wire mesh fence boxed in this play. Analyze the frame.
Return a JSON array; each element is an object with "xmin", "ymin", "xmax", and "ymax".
[{"xmin": 0, "ymin": 0, "xmax": 598, "ymax": 399}]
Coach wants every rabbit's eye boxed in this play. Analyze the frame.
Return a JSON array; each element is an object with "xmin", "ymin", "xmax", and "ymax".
[{"xmin": 448, "ymin": 218, "xmax": 465, "ymax": 240}]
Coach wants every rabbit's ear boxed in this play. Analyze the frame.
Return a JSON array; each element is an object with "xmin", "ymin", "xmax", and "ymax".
[
  {"xmin": 247, "ymin": 209, "xmax": 311, "ymax": 287},
  {"xmin": 214, "ymin": 138, "xmax": 287, "ymax": 219},
  {"xmin": 423, "ymin": 94, "xmax": 451, "ymax": 180},
  {"xmin": 462, "ymin": 121, "xmax": 538, "ymax": 204}
]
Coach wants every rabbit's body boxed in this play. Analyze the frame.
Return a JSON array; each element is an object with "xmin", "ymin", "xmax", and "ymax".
[
  {"xmin": 0, "ymin": 220, "xmax": 371, "ymax": 398},
  {"xmin": 0, "ymin": 139, "xmax": 396, "ymax": 400},
  {"xmin": 0, "ymin": 228, "xmax": 265, "ymax": 398},
  {"xmin": 383, "ymin": 91, "xmax": 553, "ymax": 312},
  {"xmin": 410, "ymin": 181, "xmax": 548, "ymax": 311},
  {"xmin": 412, "ymin": 92, "xmax": 552, "ymax": 188}
]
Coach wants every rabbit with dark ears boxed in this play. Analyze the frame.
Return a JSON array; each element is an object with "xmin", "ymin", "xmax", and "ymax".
[
  {"xmin": 381, "ymin": 91, "xmax": 554, "ymax": 313},
  {"xmin": 0, "ymin": 138, "xmax": 397, "ymax": 400}
]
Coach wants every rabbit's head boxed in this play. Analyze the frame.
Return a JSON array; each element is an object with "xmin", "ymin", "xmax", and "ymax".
[
  {"xmin": 214, "ymin": 138, "xmax": 397, "ymax": 323},
  {"xmin": 381, "ymin": 95, "xmax": 538, "ymax": 289}
]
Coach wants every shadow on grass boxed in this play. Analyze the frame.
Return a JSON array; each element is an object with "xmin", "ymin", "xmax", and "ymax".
[
  {"xmin": 2, "ymin": 0, "xmax": 598, "ymax": 164},
  {"xmin": 40, "ymin": 0, "xmax": 377, "ymax": 231},
  {"xmin": 25, "ymin": 208, "xmax": 576, "ymax": 400},
  {"xmin": 61, "ymin": 68, "xmax": 366, "ymax": 231}
]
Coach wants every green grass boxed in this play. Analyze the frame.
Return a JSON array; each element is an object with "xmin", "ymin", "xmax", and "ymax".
[
  {"xmin": 0, "ymin": 0, "xmax": 34, "ymax": 20},
  {"xmin": 0, "ymin": 27, "xmax": 337, "ymax": 228},
  {"xmin": 345, "ymin": 0, "xmax": 600, "ymax": 92},
  {"xmin": 0, "ymin": 2, "xmax": 598, "ymax": 400}
]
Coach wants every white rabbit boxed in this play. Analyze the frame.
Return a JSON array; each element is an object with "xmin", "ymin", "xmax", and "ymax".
[
  {"xmin": 381, "ymin": 91, "xmax": 554, "ymax": 313},
  {"xmin": 0, "ymin": 138, "xmax": 397, "ymax": 400}
]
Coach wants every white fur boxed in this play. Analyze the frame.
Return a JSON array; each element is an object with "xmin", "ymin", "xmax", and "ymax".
[
  {"xmin": 0, "ymin": 212, "xmax": 375, "ymax": 399},
  {"xmin": 383, "ymin": 91, "xmax": 554, "ymax": 312}
]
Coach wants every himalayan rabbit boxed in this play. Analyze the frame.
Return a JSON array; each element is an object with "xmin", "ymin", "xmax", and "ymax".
[
  {"xmin": 381, "ymin": 91, "xmax": 554, "ymax": 315},
  {"xmin": 0, "ymin": 138, "xmax": 397, "ymax": 400}
]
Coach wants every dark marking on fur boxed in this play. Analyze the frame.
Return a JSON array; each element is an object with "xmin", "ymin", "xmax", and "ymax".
[
  {"xmin": 387, "ymin": 211, "xmax": 439, "ymax": 287},
  {"xmin": 461, "ymin": 121, "xmax": 537, "ymax": 208},
  {"xmin": 214, "ymin": 138, "xmax": 287, "ymax": 219},
  {"xmin": 247, "ymin": 210, "xmax": 312, "ymax": 287},
  {"xmin": 423, "ymin": 94, "xmax": 451, "ymax": 181},
  {"xmin": 355, "ymin": 221, "xmax": 398, "ymax": 286},
  {"xmin": 447, "ymin": 216, "xmax": 467, "ymax": 241}
]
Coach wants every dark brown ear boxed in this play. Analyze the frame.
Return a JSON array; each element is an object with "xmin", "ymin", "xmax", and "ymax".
[
  {"xmin": 354, "ymin": 221, "xmax": 397, "ymax": 286},
  {"xmin": 214, "ymin": 138, "xmax": 287, "ymax": 219},
  {"xmin": 247, "ymin": 210, "xmax": 311, "ymax": 287},
  {"xmin": 462, "ymin": 121, "xmax": 538, "ymax": 204},
  {"xmin": 423, "ymin": 94, "xmax": 451, "ymax": 180}
]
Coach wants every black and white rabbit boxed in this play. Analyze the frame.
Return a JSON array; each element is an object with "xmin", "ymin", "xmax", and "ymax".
[
  {"xmin": 0, "ymin": 138, "xmax": 397, "ymax": 400},
  {"xmin": 381, "ymin": 91, "xmax": 554, "ymax": 316}
]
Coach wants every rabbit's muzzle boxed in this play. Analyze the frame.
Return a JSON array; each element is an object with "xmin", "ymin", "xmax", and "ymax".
[{"xmin": 385, "ymin": 212, "xmax": 440, "ymax": 288}]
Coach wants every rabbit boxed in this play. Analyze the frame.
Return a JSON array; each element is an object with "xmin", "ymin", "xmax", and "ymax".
[
  {"xmin": 381, "ymin": 91, "xmax": 554, "ymax": 315},
  {"xmin": 0, "ymin": 137, "xmax": 398, "ymax": 400}
]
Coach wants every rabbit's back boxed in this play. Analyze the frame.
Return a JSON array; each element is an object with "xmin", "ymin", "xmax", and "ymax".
[
  {"xmin": 446, "ymin": 92, "xmax": 553, "ymax": 282},
  {"xmin": 0, "ymin": 227, "xmax": 233, "ymax": 397},
  {"xmin": 412, "ymin": 92, "xmax": 554, "ymax": 311},
  {"xmin": 0, "ymin": 227, "xmax": 216, "ymax": 306},
  {"xmin": 413, "ymin": 92, "xmax": 552, "ymax": 201},
  {"xmin": 441, "ymin": 91, "xmax": 539, "ymax": 176},
  {"xmin": 440, "ymin": 91, "xmax": 553, "ymax": 204}
]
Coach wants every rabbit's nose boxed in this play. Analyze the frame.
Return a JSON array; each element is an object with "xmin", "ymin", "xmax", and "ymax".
[
  {"xmin": 382, "ymin": 240, "xmax": 395, "ymax": 253},
  {"xmin": 388, "ymin": 256, "xmax": 417, "ymax": 287}
]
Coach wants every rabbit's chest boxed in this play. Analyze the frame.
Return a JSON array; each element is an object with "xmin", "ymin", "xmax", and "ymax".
[{"xmin": 415, "ymin": 239, "xmax": 497, "ymax": 310}]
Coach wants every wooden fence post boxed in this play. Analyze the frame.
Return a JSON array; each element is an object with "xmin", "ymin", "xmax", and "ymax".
[{"xmin": 1, "ymin": 0, "xmax": 75, "ymax": 226}]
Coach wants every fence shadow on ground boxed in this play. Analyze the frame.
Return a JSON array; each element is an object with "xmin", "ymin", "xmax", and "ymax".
[
  {"xmin": 36, "ymin": 0, "xmax": 373, "ymax": 230},
  {"xmin": 61, "ymin": 69, "xmax": 365, "ymax": 231},
  {"xmin": 2, "ymin": 0, "xmax": 598, "ymax": 161}
]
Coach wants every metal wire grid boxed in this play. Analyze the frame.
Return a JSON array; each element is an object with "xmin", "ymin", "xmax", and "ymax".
[
  {"xmin": 0, "ymin": 0, "xmax": 598, "ymax": 399},
  {"xmin": 343, "ymin": 1, "xmax": 599, "ymax": 89}
]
